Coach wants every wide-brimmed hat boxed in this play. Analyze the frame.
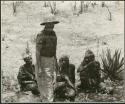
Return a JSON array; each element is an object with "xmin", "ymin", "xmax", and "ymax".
[{"xmin": 40, "ymin": 14, "xmax": 59, "ymax": 25}]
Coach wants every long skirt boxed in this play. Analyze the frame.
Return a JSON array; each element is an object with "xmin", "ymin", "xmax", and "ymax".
[{"xmin": 35, "ymin": 56, "xmax": 56, "ymax": 102}]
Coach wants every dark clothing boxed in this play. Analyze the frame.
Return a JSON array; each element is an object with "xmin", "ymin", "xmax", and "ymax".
[
  {"xmin": 77, "ymin": 60, "xmax": 101, "ymax": 92},
  {"xmin": 54, "ymin": 56, "xmax": 76, "ymax": 101},
  {"xmin": 36, "ymin": 29, "xmax": 57, "ymax": 101},
  {"xmin": 21, "ymin": 82, "xmax": 40, "ymax": 95},
  {"xmin": 36, "ymin": 30, "xmax": 57, "ymax": 57},
  {"xmin": 17, "ymin": 64, "xmax": 39, "ymax": 95},
  {"xmin": 58, "ymin": 64, "xmax": 75, "ymax": 85},
  {"xmin": 68, "ymin": 64, "xmax": 75, "ymax": 85},
  {"xmin": 54, "ymin": 75, "xmax": 75, "ymax": 102}
]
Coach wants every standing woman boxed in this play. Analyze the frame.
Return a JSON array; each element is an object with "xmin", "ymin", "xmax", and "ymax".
[{"xmin": 35, "ymin": 15, "xmax": 59, "ymax": 102}]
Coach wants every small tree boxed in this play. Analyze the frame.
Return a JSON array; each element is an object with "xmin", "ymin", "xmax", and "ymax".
[
  {"xmin": 105, "ymin": 5, "xmax": 112, "ymax": 21},
  {"xmin": 84, "ymin": 1, "xmax": 91, "ymax": 13},
  {"xmin": 48, "ymin": 1, "xmax": 57, "ymax": 15},
  {"xmin": 72, "ymin": 1, "xmax": 79, "ymax": 16},
  {"xmin": 83, "ymin": 3, "xmax": 89, "ymax": 13},
  {"xmin": 73, "ymin": 1, "xmax": 77, "ymax": 12},
  {"xmin": 79, "ymin": 1, "xmax": 84, "ymax": 14},
  {"xmin": 102, "ymin": 2, "xmax": 112, "ymax": 21},
  {"xmin": 91, "ymin": 2, "xmax": 97, "ymax": 8},
  {"xmin": 43, "ymin": 1, "xmax": 49, "ymax": 7},
  {"xmin": 43, "ymin": 1, "xmax": 47, "ymax": 7},
  {"xmin": 12, "ymin": 2, "xmax": 17, "ymax": 16},
  {"xmin": 12, "ymin": 1, "xmax": 23, "ymax": 16},
  {"xmin": 107, "ymin": 6, "xmax": 112, "ymax": 21},
  {"xmin": 102, "ymin": 2, "xmax": 105, "ymax": 7}
]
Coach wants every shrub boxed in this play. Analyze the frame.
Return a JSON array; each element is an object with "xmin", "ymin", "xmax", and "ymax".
[
  {"xmin": 48, "ymin": 1, "xmax": 57, "ymax": 15},
  {"xmin": 101, "ymin": 49, "xmax": 124, "ymax": 81}
]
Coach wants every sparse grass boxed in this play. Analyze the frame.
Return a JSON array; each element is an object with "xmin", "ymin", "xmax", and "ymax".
[
  {"xmin": 101, "ymin": 49, "xmax": 124, "ymax": 81},
  {"xmin": 1, "ymin": 1, "xmax": 124, "ymax": 103},
  {"xmin": 2, "ymin": 74, "xmax": 19, "ymax": 91}
]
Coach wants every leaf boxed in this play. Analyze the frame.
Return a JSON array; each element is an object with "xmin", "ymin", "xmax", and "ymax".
[
  {"xmin": 117, "ymin": 57, "xmax": 124, "ymax": 70},
  {"xmin": 117, "ymin": 68, "xmax": 123, "ymax": 74},
  {"xmin": 101, "ymin": 48, "xmax": 124, "ymax": 81}
]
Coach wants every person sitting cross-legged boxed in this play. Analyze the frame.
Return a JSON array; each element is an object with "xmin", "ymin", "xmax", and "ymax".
[
  {"xmin": 54, "ymin": 55, "xmax": 76, "ymax": 102},
  {"xmin": 77, "ymin": 50, "xmax": 102, "ymax": 93},
  {"xmin": 17, "ymin": 54, "xmax": 40, "ymax": 96}
]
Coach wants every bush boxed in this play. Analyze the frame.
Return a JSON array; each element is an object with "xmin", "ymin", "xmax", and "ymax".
[{"xmin": 101, "ymin": 49, "xmax": 124, "ymax": 81}]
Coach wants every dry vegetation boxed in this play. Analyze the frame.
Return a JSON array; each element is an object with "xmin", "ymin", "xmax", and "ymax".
[{"xmin": 1, "ymin": 1, "xmax": 124, "ymax": 103}]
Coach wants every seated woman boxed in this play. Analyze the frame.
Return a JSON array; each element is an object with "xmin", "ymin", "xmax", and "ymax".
[
  {"xmin": 77, "ymin": 50, "xmax": 102, "ymax": 93},
  {"xmin": 54, "ymin": 55, "xmax": 76, "ymax": 102},
  {"xmin": 17, "ymin": 54, "xmax": 40, "ymax": 96}
]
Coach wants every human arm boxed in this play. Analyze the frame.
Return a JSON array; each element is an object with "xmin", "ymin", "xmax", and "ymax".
[
  {"xmin": 17, "ymin": 67, "xmax": 34, "ymax": 84},
  {"xmin": 17, "ymin": 67, "xmax": 27, "ymax": 80},
  {"xmin": 77, "ymin": 62, "xmax": 87, "ymax": 73},
  {"xmin": 65, "ymin": 75, "xmax": 76, "ymax": 91},
  {"xmin": 77, "ymin": 61, "xmax": 96, "ymax": 73}
]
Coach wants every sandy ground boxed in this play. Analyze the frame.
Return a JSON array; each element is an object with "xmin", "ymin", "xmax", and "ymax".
[{"xmin": 1, "ymin": 1, "xmax": 124, "ymax": 103}]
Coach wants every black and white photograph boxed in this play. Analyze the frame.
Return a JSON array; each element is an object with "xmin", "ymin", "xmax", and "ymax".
[{"xmin": 1, "ymin": 1, "xmax": 125, "ymax": 103}]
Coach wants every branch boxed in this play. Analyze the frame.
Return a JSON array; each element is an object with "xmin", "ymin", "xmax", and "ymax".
[{"xmin": 105, "ymin": 5, "xmax": 112, "ymax": 21}]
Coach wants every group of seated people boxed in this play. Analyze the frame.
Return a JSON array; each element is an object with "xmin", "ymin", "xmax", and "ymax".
[{"xmin": 17, "ymin": 50, "xmax": 107, "ymax": 101}]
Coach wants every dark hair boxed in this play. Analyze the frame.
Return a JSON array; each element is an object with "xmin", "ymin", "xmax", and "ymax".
[
  {"xmin": 24, "ymin": 56, "xmax": 32, "ymax": 62},
  {"xmin": 59, "ymin": 56, "xmax": 69, "ymax": 62}
]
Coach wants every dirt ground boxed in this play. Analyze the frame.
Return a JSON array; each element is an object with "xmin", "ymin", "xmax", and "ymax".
[{"xmin": 1, "ymin": 1, "xmax": 124, "ymax": 103}]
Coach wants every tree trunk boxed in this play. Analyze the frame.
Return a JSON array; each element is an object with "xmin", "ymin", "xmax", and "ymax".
[
  {"xmin": 106, "ymin": 5, "xmax": 112, "ymax": 21},
  {"xmin": 79, "ymin": 1, "xmax": 84, "ymax": 14},
  {"xmin": 13, "ymin": 2, "xmax": 17, "ymax": 16}
]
